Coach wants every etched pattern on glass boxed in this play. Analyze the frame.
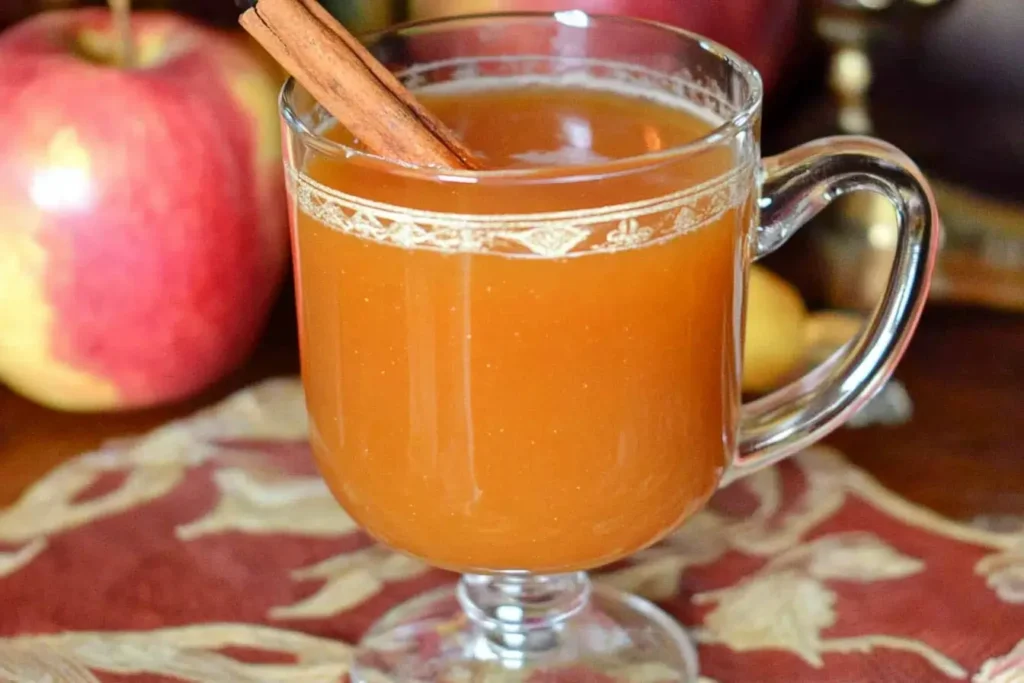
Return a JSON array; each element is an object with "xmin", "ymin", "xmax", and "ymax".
[
  {"xmin": 291, "ymin": 57, "xmax": 753, "ymax": 257},
  {"xmin": 290, "ymin": 165, "xmax": 753, "ymax": 257}
]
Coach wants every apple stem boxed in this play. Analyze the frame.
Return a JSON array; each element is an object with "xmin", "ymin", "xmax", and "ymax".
[{"xmin": 108, "ymin": 0, "xmax": 135, "ymax": 68}]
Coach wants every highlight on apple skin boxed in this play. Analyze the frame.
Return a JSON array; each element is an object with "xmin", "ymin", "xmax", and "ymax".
[{"xmin": 0, "ymin": 9, "xmax": 289, "ymax": 412}]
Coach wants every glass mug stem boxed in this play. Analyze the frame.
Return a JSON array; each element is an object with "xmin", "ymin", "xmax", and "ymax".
[
  {"xmin": 728, "ymin": 136, "xmax": 939, "ymax": 483},
  {"xmin": 458, "ymin": 572, "xmax": 591, "ymax": 656}
]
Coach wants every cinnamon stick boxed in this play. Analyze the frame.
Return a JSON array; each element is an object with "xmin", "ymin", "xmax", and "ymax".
[{"xmin": 239, "ymin": 0, "xmax": 481, "ymax": 170}]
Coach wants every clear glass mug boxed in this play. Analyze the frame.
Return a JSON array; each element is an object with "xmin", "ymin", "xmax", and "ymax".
[{"xmin": 281, "ymin": 12, "xmax": 938, "ymax": 682}]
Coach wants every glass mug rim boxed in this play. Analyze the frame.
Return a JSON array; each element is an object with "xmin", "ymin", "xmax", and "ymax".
[{"xmin": 279, "ymin": 10, "xmax": 764, "ymax": 184}]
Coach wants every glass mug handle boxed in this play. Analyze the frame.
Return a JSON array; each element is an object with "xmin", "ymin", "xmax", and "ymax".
[{"xmin": 724, "ymin": 136, "xmax": 940, "ymax": 485}]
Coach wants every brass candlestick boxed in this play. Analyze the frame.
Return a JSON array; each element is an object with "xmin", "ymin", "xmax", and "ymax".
[{"xmin": 810, "ymin": 0, "xmax": 1024, "ymax": 313}]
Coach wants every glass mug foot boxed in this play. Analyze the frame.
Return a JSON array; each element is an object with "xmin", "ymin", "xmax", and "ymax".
[{"xmin": 350, "ymin": 574, "xmax": 699, "ymax": 683}]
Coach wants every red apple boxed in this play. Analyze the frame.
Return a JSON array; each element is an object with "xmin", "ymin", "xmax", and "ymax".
[
  {"xmin": 0, "ymin": 9, "xmax": 288, "ymax": 411},
  {"xmin": 408, "ymin": 0, "xmax": 800, "ymax": 93}
]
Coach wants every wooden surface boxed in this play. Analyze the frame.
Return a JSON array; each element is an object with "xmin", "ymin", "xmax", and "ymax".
[
  {"xmin": 1, "ymin": 298, "xmax": 1021, "ymax": 519},
  {"xmin": 0, "ymin": 300, "xmax": 300, "ymax": 509}
]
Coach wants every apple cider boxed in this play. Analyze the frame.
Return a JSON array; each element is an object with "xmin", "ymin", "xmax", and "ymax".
[{"xmin": 291, "ymin": 80, "xmax": 752, "ymax": 573}]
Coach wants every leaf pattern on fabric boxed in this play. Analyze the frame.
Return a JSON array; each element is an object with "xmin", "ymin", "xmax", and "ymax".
[
  {"xmin": 1, "ymin": 378, "xmax": 1021, "ymax": 683},
  {"xmin": 0, "ymin": 625, "xmax": 351, "ymax": 683}
]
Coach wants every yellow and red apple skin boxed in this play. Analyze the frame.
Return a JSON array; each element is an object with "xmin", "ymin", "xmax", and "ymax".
[
  {"xmin": 0, "ymin": 10, "xmax": 288, "ymax": 411},
  {"xmin": 409, "ymin": 0, "xmax": 799, "ymax": 93}
]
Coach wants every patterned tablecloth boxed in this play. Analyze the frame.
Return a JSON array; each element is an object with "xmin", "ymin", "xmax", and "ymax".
[{"xmin": 0, "ymin": 379, "xmax": 1021, "ymax": 682}]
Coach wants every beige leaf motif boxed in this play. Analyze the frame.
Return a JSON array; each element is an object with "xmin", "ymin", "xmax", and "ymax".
[
  {"xmin": 599, "ymin": 554, "xmax": 699, "ymax": 604},
  {"xmin": 0, "ymin": 443, "xmax": 197, "ymax": 545},
  {"xmin": 806, "ymin": 534, "xmax": 923, "ymax": 581},
  {"xmin": 0, "ymin": 539, "xmax": 46, "ymax": 579},
  {"xmin": 271, "ymin": 547, "xmax": 429, "ymax": 621},
  {"xmin": 600, "ymin": 512, "xmax": 730, "ymax": 601},
  {"xmin": 184, "ymin": 378, "xmax": 309, "ymax": 442},
  {"xmin": 695, "ymin": 569, "xmax": 967, "ymax": 679},
  {"xmin": 601, "ymin": 449, "xmax": 853, "ymax": 604},
  {"xmin": 821, "ymin": 635, "xmax": 967, "ymax": 679},
  {"xmin": 974, "ymin": 638, "xmax": 1024, "ymax": 683},
  {"xmin": 764, "ymin": 532, "xmax": 925, "ymax": 583},
  {"xmin": 976, "ymin": 544, "xmax": 1024, "ymax": 605},
  {"xmin": 176, "ymin": 468, "xmax": 355, "ymax": 540},
  {"xmin": 0, "ymin": 641, "xmax": 100, "ymax": 683},
  {"xmin": 602, "ymin": 451, "xmax": 864, "ymax": 603},
  {"xmin": 0, "ymin": 624, "xmax": 352, "ymax": 683},
  {"xmin": 726, "ymin": 451, "xmax": 850, "ymax": 557},
  {"xmin": 0, "ymin": 380, "xmax": 310, "ymax": 547},
  {"xmin": 695, "ymin": 570, "xmax": 836, "ymax": 666}
]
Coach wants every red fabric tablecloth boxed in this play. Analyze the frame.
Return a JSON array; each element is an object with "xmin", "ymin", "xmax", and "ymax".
[{"xmin": 0, "ymin": 379, "xmax": 1021, "ymax": 682}]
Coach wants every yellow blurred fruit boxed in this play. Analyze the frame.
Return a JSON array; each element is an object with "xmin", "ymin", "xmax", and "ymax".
[
  {"xmin": 742, "ymin": 265, "xmax": 808, "ymax": 393},
  {"xmin": 802, "ymin": 310, "xmax": 863, "ymax": 366}
]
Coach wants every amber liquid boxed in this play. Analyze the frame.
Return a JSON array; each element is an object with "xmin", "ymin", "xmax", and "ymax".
[{"xmin": 293, "ymin": 83, "xmax": 749, "ymax": 573}]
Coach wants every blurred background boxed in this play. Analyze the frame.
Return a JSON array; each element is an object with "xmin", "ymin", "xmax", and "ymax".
[{"xmin": 0, "ymin": 0, "xmax": 1021, "ymax": 520}]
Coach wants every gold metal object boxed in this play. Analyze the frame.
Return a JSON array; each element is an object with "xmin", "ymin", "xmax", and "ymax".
[{"xmin": 812, "ymin": 0, "xmax": 1024, "ymax": 312}]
